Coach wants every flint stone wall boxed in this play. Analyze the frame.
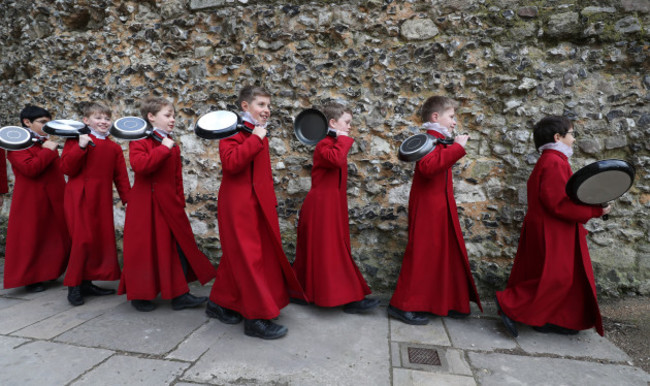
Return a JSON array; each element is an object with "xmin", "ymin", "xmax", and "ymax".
[{"xmin": 0, "ymin": 0, "xmax": 649, "ymax": 297}]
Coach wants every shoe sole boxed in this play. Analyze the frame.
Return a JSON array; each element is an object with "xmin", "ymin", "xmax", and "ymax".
[
  {"xmin": 343, "ymin": 301, "xmax": 381, "ymax": 314},
  {"xmin": 494, "ymin": 295, "xmax": 518, "ymax": 337},
  {"xmin": 387, "ymin": 307, "xmax": 429, "ymax": 325},
  {"xmin": 244, "ymin": 328, "xmax": 288, "ymax": 340},
  {"xmin": 172, "ymin": 298, "xmax": 207, "ymax": 311},
  {"xmin": 206, "ymin": 308, "xmax": 242, "ymax": 324}
]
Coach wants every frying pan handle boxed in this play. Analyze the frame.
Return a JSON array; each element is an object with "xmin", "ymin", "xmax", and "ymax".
[
  {"xmin": 326, "ymin": 128, "xmax": 337, "ymax": 138},
  {"xmin": 601, "ymin": 203, "xmax": 609, "ymax": 221},
  {"xmin": 436, "ymin": 138, "xmax": 455, "ymax": 146},
  {"xmin": 34, "ymin": 137, "xmax": 60, "ymax": 149},
  {"xmin": 237, "ymin": 123, "xmax": 253, "ymax": 134},
  {"xmin": 78, "ymin": 126, "xmax": 96, "ymax": 147}
]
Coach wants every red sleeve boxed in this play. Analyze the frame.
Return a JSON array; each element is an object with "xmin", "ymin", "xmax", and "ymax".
[
  {"xmin": 129, "ymin": 139, "xmax": 172, "ymax": 175},
  {"xmin": 112, "ymin": 145, "xmax": 131, "ymax": 205},
  {"xmin": 219, "ymin": 134, "xmax": 264, "ymax": 174},
  {"xmin": 60, "ymin": 138, "xmax": 88, "ymax": 177},
  {"xmin": 539, "ymin": 162, "xmax": 602, "ymax": 223},
  {"xmin": 315, "ymin": 136, "xmax": 354, "ymax": 168},
  {"xmin": 7, "ymin": 146, "xmax": 59, "ymax": 178},
  {"xmin": 0, "ymin": 149, "xmax": 8, "ymax": 194},
  {"xmin": 416, "ymin": 143, "xmax": 466, "ymax": 178},
  {"xmin": 175, "ymin": 147, "xmax": 185, "ymax": 207}
]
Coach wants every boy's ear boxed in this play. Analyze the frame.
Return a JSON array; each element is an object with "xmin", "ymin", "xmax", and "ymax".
[
  {"xmin": 147, "ymin": 112, "xmax": 155, "ymax": 122},
  {"xmin": 240, "ymin": 100, "xmax": 249, "ymax": 112},
  {"xmin": 328, "ymin": 118, "xmax": 337, "ymax": 128},
  {"xmin": 22, "ymin": 118, "xmax": 32, "ymax": 128},
  {"xmin": 553, "ymin": 133, "xmax": 561, "ymax": 142},
  {"xmin": 82, "ymin": 116, "xmax": 90, "ymax": 125},
  {"xmin": 430, "ymin": 112, "xmax": 439, "ymax": 122}
]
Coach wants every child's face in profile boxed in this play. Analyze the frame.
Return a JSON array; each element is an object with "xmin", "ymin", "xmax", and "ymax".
[
  {"xmin": 24, "ymin": 116, "xmax": 51, "ymax": 136},
  {"xmin": 329, "ymin": 112, "xmax": 352, "ymax": 134},
  {"xmin": 148, "ymin": 105, "xmax": 175, "ymax": 133},
  {"xmin": 242, "ymin": 96, "xmax": 271, "ymax": 126},
  {"xmin": 433, "ymin": 107, "xmax": 457, "ymax": 132},
  {"xmin": 557, "ymin": 126, "xmax": 576, "ymax": 148},
  {"xmin": 83, "ymin": 112, "xmax": 111, "ymax": 135}
]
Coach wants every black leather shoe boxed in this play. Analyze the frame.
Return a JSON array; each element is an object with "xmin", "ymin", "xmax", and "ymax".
[
  {"xmin": 25, "ymin": 282, "xmax": 46, "ymax": 293},
  {"xmin": 289, "ymin": 297, "xmax": 310, "ymax": 305},
  {"xmin": 494, "ymin": 295, "xmax": 518, "ymax": 337},
  {"xmin": 206, "ymin": 300, "xmax": 243, "ymax": 324},
  {"xmin": 343, "ymin": 298, "xmax": 381, "ymax": 314},
  {"xmin": 387, "ymin": 305, "xmax": 429, "ymax": 325},
  {"xmin": 171, "ymin": 292, "xmax": 208, "ymax": 310},
  {"xmin": 533, "ymin": 324, "xmax": 579, "ymax": 335},
  {"xmin": 244, "ymin": 319, "xmax": 288, "ymax": 339},
  {"xmin": 132, "ymin": 300, "xmax": 156, "ymax": 312},
  {"xmin": 81, "ymin": 281, "xmax": 115, "ymax": 296},
  {"xmin": 67, "ymin": 286, "xmax": 84, "ymax": 306},
  {"xmin": 447, "ymin": 310, "xmax": 470, "ymax": 319}
]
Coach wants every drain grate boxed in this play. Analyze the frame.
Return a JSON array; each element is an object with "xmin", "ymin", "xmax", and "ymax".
[{"xmin": 407, "ymin": 347, "xmax": 441, "ymax": 366}]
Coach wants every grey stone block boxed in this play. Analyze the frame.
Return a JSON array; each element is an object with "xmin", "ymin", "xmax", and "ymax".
[
  {"xmin": 0, "ymin": 288, "xmax": 71, "ymax": 334},
  {"xmin": 392, "ymin": 368, "xmax": 476, "ymax": 386},
  {"xmin": 72, "ymin": 355, "xmax": 189, "ymax": 385},
  {"xmin": 390, "ymin": 317, "xmax": 450, "ymax": 346},
  {"xmin": 444, "ymin": 317, "xmax": 517, "ymax": 351}
]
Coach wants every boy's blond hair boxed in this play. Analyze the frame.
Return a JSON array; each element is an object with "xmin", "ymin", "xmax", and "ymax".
[
  {"xmin": 82, "ymin": 102, "xmax": 112, "ymax": 119},
  {"xmin": 322, "ymin": 102, "xmax": 352, "ymax": 123},
  {"xmin": 237, "ymin": 86, "xmax": 271, "ymax": 110},
  {"xmin": 420, "ymin": 96, "xmax": 458, "ymax": 123},
  {"xmin": 140, "ymin": 96, "xmax": 174, "ymax": 125}
]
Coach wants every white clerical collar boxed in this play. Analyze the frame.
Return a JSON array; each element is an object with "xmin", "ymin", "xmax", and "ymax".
[
  {"xmin": 241, "ymin": 111, "xmax": 268, "ymax": 129},
  {"xmin": 153, "ymin": 127, "xmax": 170, "ymax": 138},
  {"xmin": 89, "ymin": 128, "xmax": 108, "ymax": 140},
  {"xmin": 422, "ymin": 122, "xmax": 452, "ymax": 139},
  {"xmin": 538, "ymin": 141, "xmax": 573, "ymax": 158}
]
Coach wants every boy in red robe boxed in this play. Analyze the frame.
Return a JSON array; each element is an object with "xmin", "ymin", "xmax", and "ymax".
[
  {"xmin": 207, "ymin": 86, "xmax": 305, "ymax": 340},
  {"xmin": 495, "ymin": 116, "xmax": 610, "ymax": 337},
  {"xmin": 61, "ymin": 102, "xmax": 131, "ymax": 306},
  {"xmin": 389, "ymin": 96, "xmax": 482, "ymax": 325},
  {"xmin": 118, "ymin": 97, "xmax": 216, "ymax": 312},
  {"xmin": 4, "ymin": 105, "xmax": 70, "ymax": 292},
  {"xmin": 292, "ymin": 102, "xmax": 379, "ymax": 313}
]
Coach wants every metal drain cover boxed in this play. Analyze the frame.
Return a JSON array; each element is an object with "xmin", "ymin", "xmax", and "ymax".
[{"xmin": 407, "ymin": 347, "xmax": 441, "ymax": 366}]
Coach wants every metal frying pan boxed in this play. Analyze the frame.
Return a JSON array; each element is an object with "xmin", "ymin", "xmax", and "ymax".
[
  {"xmin": 0, "ymin": 126, "xmax": 43, "ymax": 151},
  {"xmin": 194, "ymin": 111, "xmax": 252, "ymax": 140},
  {"xmin": 110, "ymin": 117, "xmax": 151, "ymax": 140},
  {"xmin": 398, "ymin": 133, "xmax": 455, "ymax": 162},
  {"xmin": 293, "ymin": 109, "xmax": 336, "ymax": 145},
  {"xmin": 44, "ymin": 120, "xmax": 95, "ymax": 146},
  {"xmin": 565, "ymin": 159, "xmax": 635, "ymax": 220}
]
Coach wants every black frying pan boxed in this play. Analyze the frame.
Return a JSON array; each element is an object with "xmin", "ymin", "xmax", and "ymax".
[
  {"xmin": 0, "ymin": 126, "xmax": 43, "ymax": 151},
  {"xmin": 111, "ymin": 116, "xmax": 173, "ymax": 145},
  {"xmin": 565, "ymin": 159, "xmax": 635, "ymax": 220},
  {"xmin": 398, "ymin": 133, "xmax": 454, "ymax": 162},
  {"xmin": 294, "ymin": 109, "xmax": 336, "ymax": 145},
  {"xmin": 44, "ymin": 120, "xmax": 95, "ymax": 146},
  {"xmin": 194, "ymin": 111, "xmax": 252, "ymax": 140}
]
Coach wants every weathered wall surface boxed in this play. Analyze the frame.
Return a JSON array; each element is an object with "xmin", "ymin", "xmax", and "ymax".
[{"xmin": 0, "ymin": 0, "xmax": 648, "ymax": 297}]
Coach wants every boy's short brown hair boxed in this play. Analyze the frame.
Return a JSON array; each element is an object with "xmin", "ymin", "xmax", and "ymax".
[
  {"xmin": 140, "ymin": 96, "xmax": 174, "ymax": 125},
  {"xmin": 322, "ymin": 102, "xmax": 352, "ymax": 123},
  {"xmin": 237, "ymin": 86, "xmax": 271, "ymax": 110},
  {"xmin": 533, "ymin": 116, "xmax": 572, "ymax": 150},
  {"xmin": 420, "ymin": 96, "xmax": 458, "ymax": 123},
  {"xmin": 82, "ymin": 102, "xmax": 112, "ymax": 119}
]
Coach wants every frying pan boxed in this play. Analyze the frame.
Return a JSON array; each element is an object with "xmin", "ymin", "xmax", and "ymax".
[
  {"xmin": 194, "ymin": 111, "xmax": 252, "ymax": 140},
  {"xmin": 565, "ymin": 159, "xmax": 635, "ymax": 220},
  {"xmin": 0, "ymin": 126, "xmax": 44, "ymax": 151},
  {"xmin": 43, "ymin": 120, "xmax": 95, "ymax": 146},
  {"xmin": 110, "ymin": 117, "xmax": 151, "ymax": 140},
  {"xmin": 398, "ymin": 133, "xmax": 454, "ymax": 162},
  {"xmin": 293, "ymin": 109, "xmax": 336, "ymax": 145}
]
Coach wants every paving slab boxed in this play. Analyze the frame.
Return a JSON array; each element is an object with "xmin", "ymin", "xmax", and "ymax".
[
  {"xmin": 166, "ymin": 320, "xmax": 228, "ymax": 362},
  {"xmin": 444, "ymin": 317, "xmax": 517, "ymax": 351},
  {"xmin": 71, "ymin": 355, "xmax": 189, "ymax": 385},
  {"xmin": 55, "ymin": 300, "xmax": 208, "ymax": 355},
  {"xmin": 0, "ymin": 335, "xmax": 30, "ymax": 351},
  {"xmin": 0, "ymin": 297, "xmax": 24, "ymax": 310},
  {"xmin": 0, "ymin": 280, "xmax": 66, "ymax": 299},
  {"xmin": 390, "ymin": 317, "xmax": 450, "ymax": 346},
  {"xmin": 516, "ymin": 326, "xmax": 631, "ymax": 361},
  {"xmin": 392, "ymin": 368, "xmax": 476, "ymax": 386},
  {"xmin": 12, "ymin": 294, "xmax": 125, "ymax": 340},
  {"xmin": 469, "ymin": 352, "xmax": 650, "ymax": 386},
  {"xmin": 0, "ymin": 340, "xmax": 113, "ymax": 386},
  {"xmin": 181, "ymin": 304, "xmax": 390, "ymax": 386},
  {"xmin": 0, "ymin": 287, "xmax": 71, "ymax": 334}
]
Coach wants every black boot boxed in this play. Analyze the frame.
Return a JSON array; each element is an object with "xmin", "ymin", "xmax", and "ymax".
[
  {"xmin": 132, "ymin": 300, "xmax": 156, "ymax": 312},
  {"xmin": 67, "ymin": 286, "xmax": 84, "ymax": 306},
  {"xmin": 533, "ymin": 324, "xmax": 579, "ymax": 335},
  {"xmin": 447, "ymin": 310, "xmax": 470, "ymax": 319},
  {"xmin": 25, "ymin": 282, "xmax": 46, "ymax": 293},
  {"xmin": 206, "ymin": 301, "xmax": 242, "ymax": 324},
  {"xmin": 495, "ymin": 295, "xmax": 518, "ymax": 337},
  {"xmin": 343, "ymin": 298, "xmax": 381, "ymax": 314},
  {"xmin": 81, "ymin": 281, "xmax": 115, "ymax": 296},
  {"xmin": 171, "ymin": 292, "xmax": 208, "ymax": 310},
  {"xmin": 244, "ymin": 319, "xmax": 288, "ymax": 339},
  {"xmin": 387, "ymin": 305, "xmax": 429, "ymax": 325}
]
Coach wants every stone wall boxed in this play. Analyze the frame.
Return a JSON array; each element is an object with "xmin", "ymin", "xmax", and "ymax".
[{"xmin": 0, "ymin": 0, "xmax": 648, "ymax": 297}]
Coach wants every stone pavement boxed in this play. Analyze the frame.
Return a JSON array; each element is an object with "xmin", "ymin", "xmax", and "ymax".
[{"xmin": 0, "ymin": 278, "xmax": 648, "ymax": 386}]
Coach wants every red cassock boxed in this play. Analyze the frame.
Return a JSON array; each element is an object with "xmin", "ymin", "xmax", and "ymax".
[
  {"xmin": 60, "ymin": 135, "xmax": 131, "ymax": 287},
  {"xmin": 0, "ymin": 149, "xmax": 8, "ymax": 194},
  {"xmin": 293, "ymin": 135, "xmax": 371, "ymax": 306},
  {"xmin": 390, "ymin": 130, "xmax": 482, "ymax": 315},
  {"xmin": 4, "ymin": 144, "xmax": 70, "ymax": 288},
  {"xmin": 496, "ymin": 149, "xmax": 605, "ymax": 335},
  {"xmin": 118, "ymin": 137, "xmax": 216, "ymax": 300},
  {"xmin": 209, "ymin": 129, "xmax": 306, "ymax": 320}
]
